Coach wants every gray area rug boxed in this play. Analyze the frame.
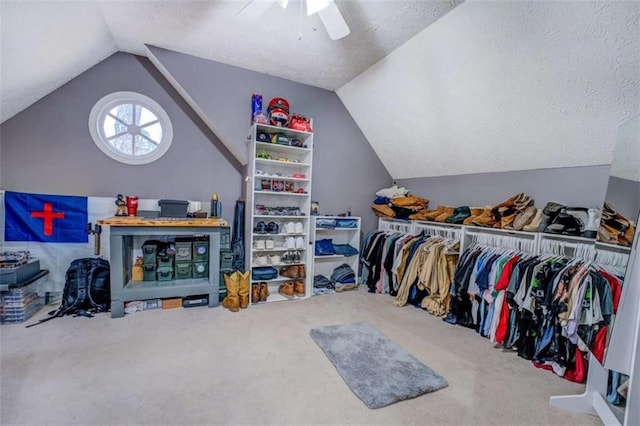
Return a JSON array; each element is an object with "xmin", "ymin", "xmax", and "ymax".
[{"xmin": 310, "ymin": 321, "xmax": 448, "ymax": 409}]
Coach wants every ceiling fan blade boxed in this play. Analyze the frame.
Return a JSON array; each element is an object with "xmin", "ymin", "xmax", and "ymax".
[
  {"xmin": 237, "ymin": 0, "xmax": 277, "ymax": 19},
  {"xmin": 317, "ymin": 1, "xmax": 350, "ymax": 40}
]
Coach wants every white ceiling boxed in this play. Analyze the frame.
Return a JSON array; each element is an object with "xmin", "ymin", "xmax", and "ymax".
[
  {"xmin": 338, "ymin": 0, "xmax": 640, "ymax": 180},
  {"xmin": 0, "ymin": 0, "xmax": 463, "ymax": 124}
]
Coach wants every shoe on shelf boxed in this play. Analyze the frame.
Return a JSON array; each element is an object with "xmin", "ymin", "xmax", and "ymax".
[
  {"xmin": 294, "ymin": 280, "xmax": 306, "ymax": 297},
  {"xmin": 254, "ymin": 221, "xmax": 267, "ymax": 234},
  {"xmin": 511, "ymin": 206, "xmax": 537, "ymax": 230},
  {"xmin": 599, "ymin": 222, "xmax": 621, "ymax": 243},
  {"xmin": 295, "ymin": 222, "xmax": 304, "ymax": 233},
  {"xmin": 434, "ymin": 207, "xmax": 455, "ymax": 222},
  {"xmin": 472, "ymin": 208, "xmax": 498, "ymax": 227},
  {"xmin": 284, "ymin": 222, "xmax": 295, "ymax": 234},
  {"xmin": 463, "ymin": 207, "xmax": 485, "ymax": 225},
  {"xmin": 620, "ymin": 222, "xmax": 636, "ymax": 246},
  {"xmin": 278, "ymin": 281, "xmax": 295, "ymax": 299},
  {"xmin": 259, "ymin": 282, "xmax": 269, "ymax": 302},
  {"xmin": 285, "ymin": 237, "xmax": 296, "ymax": 249},
  {"xmin": 268, "ymin": 254, "xmax": 281, "ymax": 265},
  {"xmin": 267, "ymin": 221, "xmax": 280, "ymax": 234},
  {"xmin": 544, "ymin": 212, "xmax": 582, "ymax": 236},
  {"xmin": 522, "ymin": 208, "xmax": 543, "ymax": 232},
  {"xmin": 422, "ymin": 205, "xmax": 445, "ymax": 221},
  {"xmin": 280, "ymin": 265, "xmax": 300, "ymax": 278},
  {"xmin": 252, "ymin": 283, "xmax": 261, "ymax": 304},
  {"xmin": 583, "ymin": 209, "xmax": 601, "ymax": 239},
  {"xmin": 265, "ymin": 238, "xmax": 275, "ymax": 249},
  {"xmin": 500, "ymin": 213, "xmax": 518, "ymax": 229},
  {"xmin": 253, "ymin": 239, "xmax": 266, "ymax": 250},
  {"xmin": 254, "ymin": 255, "xmax": 268, "ymax": 266},
  {"xmin": 295, "ymin": 236, "xmax": 305, "ymax": 249},
  {"xmin": 445, "ymin": 206, "xmax": 471, "ymax": 224}
]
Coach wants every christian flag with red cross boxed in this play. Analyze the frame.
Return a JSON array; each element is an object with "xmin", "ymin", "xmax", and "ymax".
[{"xmin": 4, "ymin": 191, "xmax": 88, "ymax": 243}]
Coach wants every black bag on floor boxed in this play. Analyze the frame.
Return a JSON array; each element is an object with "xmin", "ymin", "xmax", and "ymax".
[{"xmin": 26, "ymin": 258, "xmax": 110, "ymax": 328}]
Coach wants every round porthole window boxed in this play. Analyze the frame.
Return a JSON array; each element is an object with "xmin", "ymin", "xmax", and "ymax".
[{"xmin": 89, "ymin": 91, "xmax": 173, "ymax": 165}]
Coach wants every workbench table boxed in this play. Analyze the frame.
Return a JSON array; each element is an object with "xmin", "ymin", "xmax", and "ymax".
[{"xmin": 98, "ymin": 217, "xmax": 228, "ymax": 318}]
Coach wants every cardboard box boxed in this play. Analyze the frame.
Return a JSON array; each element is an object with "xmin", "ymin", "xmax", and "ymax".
[{"xmin": 162, "ymin": 298, "xmax": 182, "ymax": 309}]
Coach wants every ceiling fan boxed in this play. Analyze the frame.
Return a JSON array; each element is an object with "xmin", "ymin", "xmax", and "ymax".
[{"xmin": 238, "ymin": 0, "xmax": 351, "ymax": 40}]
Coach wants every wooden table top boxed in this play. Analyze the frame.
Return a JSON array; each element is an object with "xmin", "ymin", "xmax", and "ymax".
[{"xmin": 97, "ymin": 216, "xmax": 229, "ymax": 227}]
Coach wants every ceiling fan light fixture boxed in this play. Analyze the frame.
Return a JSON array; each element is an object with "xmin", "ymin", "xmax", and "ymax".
[{"xmin": 306, "ymin": 0, "xmax": 330, "ymax": 16}]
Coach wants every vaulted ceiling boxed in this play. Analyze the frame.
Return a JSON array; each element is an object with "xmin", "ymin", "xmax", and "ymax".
[
  {"xmin": 1, "ymin": 0, "xmax": 638, "ymax": 182},
  {"xmin": 0, "ymin": 0, "xmax": 462, "ymax": 124}
]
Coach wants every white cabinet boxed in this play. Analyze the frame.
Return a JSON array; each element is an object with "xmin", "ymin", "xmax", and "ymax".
[
  {"xmin": 312, "ymin": 216, "xmax": 361, "ymax": 293},
  {"xmin": 245, "ymin": 123, "xmax": 313, "ymax": 303}
]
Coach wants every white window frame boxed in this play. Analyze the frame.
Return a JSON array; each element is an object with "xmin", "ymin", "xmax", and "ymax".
[{"xmin": 88, "ymin": 91, "xmax": 173, "ymax": 165}]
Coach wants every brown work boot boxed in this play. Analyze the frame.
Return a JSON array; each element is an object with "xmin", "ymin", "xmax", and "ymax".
[
  {"xmin": 259, "ymin": 282, "xmax": 269, "ymax": 302},
  {"xmin": 278, "ymin": 281, "xmax": 295, "ymax": 299},
  {"xmin": 294, "ymin": 280, "xmax": 306, "ymax": 297},
  {"xmin": 463, "ymin": 207, "xmax": 484, "ymax": 225},
  {"xmin": 434, "ymin": 207, "xmax": 455, "ymax": 222},
  {"xmin": 423, "ymin": 205, "xmax": 445, "ymax": 221},
  {"xmin": 472, "ymin": 208, "xmax": 498, "ymax": 227},
  {"xmin": 237, "ymin": 271, "xmax": 250, "ymax": 309},
  {"xmin": 251, "ymin": 283, "xmax": 260, "ymax": 304},
  {"xmin": 297, "ymin": 265, "xmax": 306, "ymax": 278},
  {"xmin": 280, "ymin": 265, "xmax": 299, "ymax": 278},
  {"xmin": 222, "ymin": 271, "xmax": 240, "ymax": 312}
]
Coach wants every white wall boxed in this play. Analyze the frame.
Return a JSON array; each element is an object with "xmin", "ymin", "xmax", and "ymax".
[{"xmin": 337, "ymin": 1, "xmax": 640, "ymax": 179}]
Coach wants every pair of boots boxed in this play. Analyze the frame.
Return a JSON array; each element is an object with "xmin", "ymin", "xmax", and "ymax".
[
  {"xmin": 278, "ymin": 280, "xmax": 306, "ymax": 299},
  {"xmin": 222, "ymin": 271, "xmax": 250, "ymax": 312},
  {"xmin": 252, "ymin": 282, "xmax": 270, "ymax": 303},
  {"xmin": 280, "ymin": 264, "xmax": 306, "ymax": 279}
]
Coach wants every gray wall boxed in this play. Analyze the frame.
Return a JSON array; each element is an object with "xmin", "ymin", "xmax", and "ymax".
[
  {"xmin": 0, "ymin": 50, "xmax": 392, "ymax": 232},
  {"xmin": 396, "ymin": 165, "xmax": 611, "ymax": 210},
  {"xmin": 605, "ymin": 177, "xmax": 640, "ymax": 222},
  {"xmin": 147, "ymin": 46, "xmax": 391, "ymax": 233},
  {"xmin": 0, "ymin": 52, "xmax": 243, "ymax": 222}
]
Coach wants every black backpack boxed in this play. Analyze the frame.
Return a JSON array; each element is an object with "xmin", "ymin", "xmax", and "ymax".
[{"xmin": 26, "ymin": 258, "xmax": 111, "ymax": 327}]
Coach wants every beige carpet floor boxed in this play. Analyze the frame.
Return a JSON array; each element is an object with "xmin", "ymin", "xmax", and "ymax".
[{"xmin": 1, "ymin": 290, "xmax": 601, "ymax": 426}]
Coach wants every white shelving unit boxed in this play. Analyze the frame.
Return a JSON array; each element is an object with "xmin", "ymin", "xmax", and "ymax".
[
  {"xmin": 245, "ymin": 123, "xmax": 313, "ymax": 303},
  {"xmin": 312, "ymin": 216, "xmax": 361, "ymax": 290}
]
